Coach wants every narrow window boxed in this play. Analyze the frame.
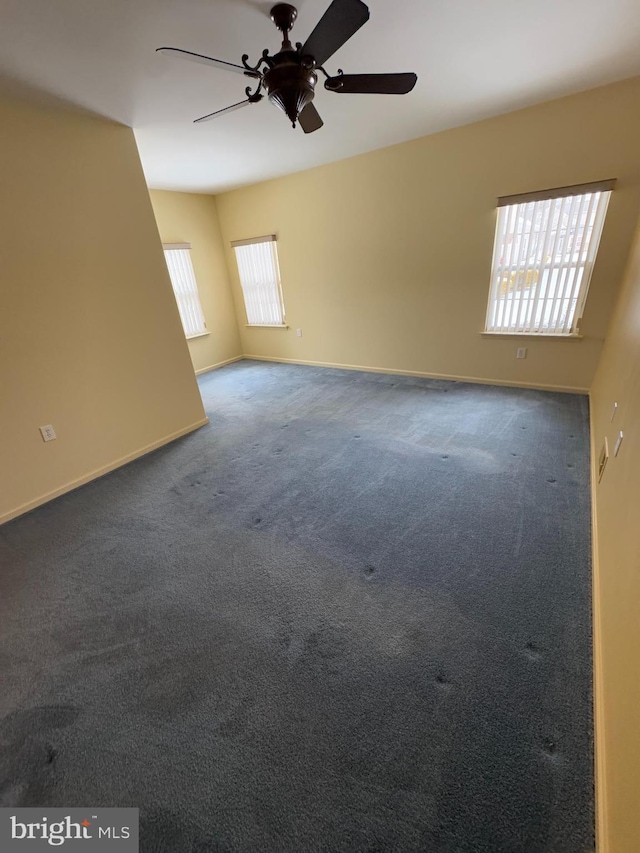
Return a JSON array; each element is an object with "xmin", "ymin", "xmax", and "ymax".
[
  {"xmin": 163, "ymin": 243, "xmax": 207, "ymax": 339},
  {"xmin": 232, "ymin": 235, "xmax": 286, "ymax": 326},
  {"xmin": 485, "ymin": 180, "xmax": 614, "ymax": 336}
]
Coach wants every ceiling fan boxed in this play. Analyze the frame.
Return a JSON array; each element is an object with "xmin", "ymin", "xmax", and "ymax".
[{"xmin": 156, "ymin": 0, "xmax": 417, "ymax": 133}]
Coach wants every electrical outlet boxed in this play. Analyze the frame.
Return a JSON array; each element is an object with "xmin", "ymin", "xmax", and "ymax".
[
  {"xmin": 516, "ymin": 347, "xmax": 527, "ymax": 359},
  {"xmin": 39, "ymin": 424, "xmax": 57, "ymax": 442},
  {"xmin": 296, "ymin": 328, "xmax": 302, "ymax": 337}
]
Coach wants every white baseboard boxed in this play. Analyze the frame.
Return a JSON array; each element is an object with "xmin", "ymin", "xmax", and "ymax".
[
  {"xmin": 0, "ymin": 417, "xmax": 210, "ymax": 526},
  {"xmin": 242, "ymin": 354, "xmax": 589, "ymax": 395},
  {"xmin": 589, "ymin": 395, "xmax": 608, "ymax": 853},
  {"xmin": 195, "ymin": 355, "xmax": 243, "ymax": 376}
]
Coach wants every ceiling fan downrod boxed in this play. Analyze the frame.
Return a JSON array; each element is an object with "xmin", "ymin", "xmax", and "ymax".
[{"xmin": 264, "ymin": 4, "xmax": 317, "ymax": 128}]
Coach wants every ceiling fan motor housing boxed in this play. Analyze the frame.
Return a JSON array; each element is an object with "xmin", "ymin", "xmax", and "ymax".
[{"xmin": 264, "ymin": 55, "xmax": 317, "ymax": 127}]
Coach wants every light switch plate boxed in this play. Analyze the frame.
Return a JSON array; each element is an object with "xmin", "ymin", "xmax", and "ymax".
[{"xmin": 614, "ymin": 431, "xmax": 624, "ymax": 457}]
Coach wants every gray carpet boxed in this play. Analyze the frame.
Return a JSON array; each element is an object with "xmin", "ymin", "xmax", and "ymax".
[{"xmin": 0, "ymin": 360, "xmax": 594, "ymax": 852}]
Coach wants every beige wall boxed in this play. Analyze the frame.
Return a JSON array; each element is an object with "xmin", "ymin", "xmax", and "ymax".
[
  {"xmin": 590, "ymin": 218, "xmax": 640, "ymax": 853},
  {"xmin": 0, "ymin": 96, "xmax": 207, "ymax": 524},
  {"xmin": 216, "ymin": 75, "xmax": 640, "ymax": 393},
  {"xmin": 0, "ymin": 74, "xmax": 638, "ymax": 846},
  {"xmin": 149, "ymin": 191, "xmax": 241, "ymax": 373}
]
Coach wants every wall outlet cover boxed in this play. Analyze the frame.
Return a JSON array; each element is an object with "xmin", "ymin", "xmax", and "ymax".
[{"xmin": 39, "ymin": 424, "xmax": 57, "ymax": 442}]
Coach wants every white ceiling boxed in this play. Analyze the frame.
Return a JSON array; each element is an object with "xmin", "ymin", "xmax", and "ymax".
[{"xmin": 1, "ymin": 0, "xmax": 640, "ymax": 193}]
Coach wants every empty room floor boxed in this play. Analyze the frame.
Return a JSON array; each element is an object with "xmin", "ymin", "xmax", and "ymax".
[{"xmin": 0, "ymin": 361, "xmax": 594, "ymax": 852}]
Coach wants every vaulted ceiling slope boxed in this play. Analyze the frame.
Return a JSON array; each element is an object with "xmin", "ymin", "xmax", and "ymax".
[{"xmin": 1, "ymin": 0, "xmax": 640, "ymax": 193}]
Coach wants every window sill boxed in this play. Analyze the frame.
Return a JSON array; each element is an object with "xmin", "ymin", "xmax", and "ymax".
[
  {"xmin": 245, "ymin": 324, "xmax": 289, "ymax": 329},
  {"xmin": 186, "ymin": 331, "xmax": 210, "ymax": 340},
  {"xmin": 481, "ymin": 332, "xmax": 583, "ymax": 341}
]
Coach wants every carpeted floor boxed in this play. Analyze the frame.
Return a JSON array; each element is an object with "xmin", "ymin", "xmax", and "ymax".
[{"xmin": 0, "ymin": 361, "xmax": 594, "ymax": 852}]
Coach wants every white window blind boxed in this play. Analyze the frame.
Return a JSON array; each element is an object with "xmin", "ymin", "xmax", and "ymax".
[
  {"xmin": 485, "ymin": 181, "xmax": 614, "ymax": 335},
  {"xmin": 232, "ymin": 236, "xmax": 285, "ymax": 326},
  {"xmin": 163, "ymin": 244, "xmax": 207, "ymax": 339}
]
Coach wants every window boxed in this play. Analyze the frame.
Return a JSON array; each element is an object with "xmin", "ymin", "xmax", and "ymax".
[
  {"xmin": 163, "ymin": 243, "xmax": 207, "ymax": 339},
  {"xmin": 232, "ymin": 235, "xmax": 286, "ymax": 326},
  {"xmin": 485, "ymin": 180, "xmax": 614, "ymax": 336}
]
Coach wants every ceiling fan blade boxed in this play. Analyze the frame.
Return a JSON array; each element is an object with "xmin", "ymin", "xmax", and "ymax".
[
  {"xmin": 156, "ymin": 47, "xmax": 261, "ymax": 79},
  {"xmin": 193, "ymin": 96, "xmax": 262, "ymax": 124},
  {"xmin": 300, "ymin": 0, "xmax": 370, "ymax": 67},
  {"xmin": 324, "ymin": 72, "xmax": 417, "ymax": 94},
  {"xmin": 298, "ymin": 102, "xmax": 324, "ymax": 133}
]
